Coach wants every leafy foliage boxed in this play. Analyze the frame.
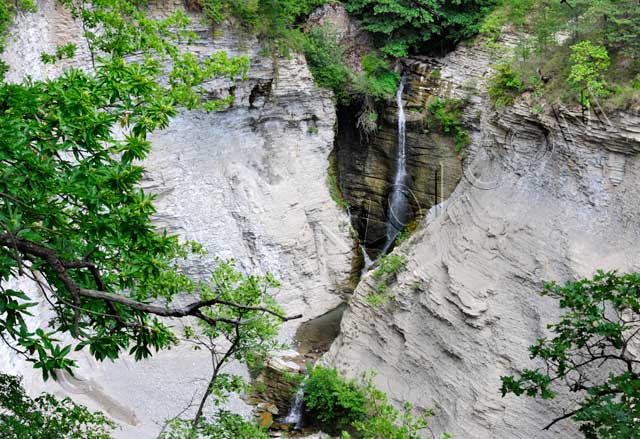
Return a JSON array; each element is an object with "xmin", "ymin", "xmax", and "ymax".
[
  {"xmin": 344, "ymin": 0, "xmax": 498, "ymax": 57},
  {"xmin": 425, "ymin": 97, "xmax": 471, "ymax": 152},
  {"xmin": 568, "ymin": 41, "xmax": 611, "ymax": 108},
  {"xmin": 181, "ymin": 260, "xmax": 285, "ymax": 424},
  {"xmin": 160, "ymin": 411, "xmax": 269, "ymax": 439},
  {"xmin": 302, "ymin": 25, "xmax": 399, "ymax": 105},
  {"xmin": 373, "ymin": 254, "xmax": 405, "ymax": 280},
  {"xmin": 0, "ymin": 0, "xmax": 302, "ymax": 389},
  {"xmin": 365, "ymin": 254, "xmax": 405, "ymax": 306},
  {"xmin": 0, "ymin": 373, "xmax": 115, "ymax": 439},
  {"xmin": 353, "ymin": 53, "xmax": 401, "ymax": 100},
  {"xmin": 304, "ymin": 367, "xmax": 449, "ymax": 439},
  {"xmin": 480, "ymin": 0, "xmax": 640, "ymax": 107},
  {"xmin": 487, "ymin": 63, "xmax": 524, "ymax": 108},
  {"xmin": 501, "ymin": 271, "xmax": 640, "ymax": 438},
  {"xmin": 201, "ymin": 0, "xmax": 325, "ymax": 50},
  {"xmin": 303, "ymin": 25, "xmax": 354, "ymax": 103},
  {"xmin": 304, "ymin": 366, "xmax": 367, "ymax": 433}
]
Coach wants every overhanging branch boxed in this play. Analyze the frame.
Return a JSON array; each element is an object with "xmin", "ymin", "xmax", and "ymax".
[{"xmin": 0, "ymin": 233, "xmax": 302, "ymax": 328}]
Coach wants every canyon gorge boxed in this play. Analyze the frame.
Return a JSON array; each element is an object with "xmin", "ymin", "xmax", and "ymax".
[{"xmin": 1, "ymin": 1, "xmax": 639, "ymax": 439}]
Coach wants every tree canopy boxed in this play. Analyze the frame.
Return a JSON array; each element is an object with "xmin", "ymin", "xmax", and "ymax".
[
  {"xmin": 480, "ymin": 0, "xmax": 640, "ymax": 108},
  {"xmin": 501, "ymin": 271, "xmax": 640, "ymax": 439},
  {"xmin": 344, "ymin": 0, "xmax": 497, "ymax": 57},
  {"xmin": 0, "ymin": 373, "xmax": 115, "ymax": 439},
  {"xmin": 0, "ymin": 0, "xmax": 298, "ymax": 383}
]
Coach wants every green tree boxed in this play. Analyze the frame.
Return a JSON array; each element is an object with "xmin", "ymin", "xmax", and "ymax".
[
  {"xmin": 480, "ymin": 0, "xmax": 639, "ymax": 107},
  {"xmin": 572, "ymin": 0, "xmax": 640, "ymax": 60},
  {"xmin": 180, "ymin": 261, "xmax": 284, "ymax": 426},
  {"xmin": 0, "ymin": 0, "xmax": 299, "ymax": 386},
  {"xmin": 0, "ymin": 373, "xmax": 115, "ymax": 439},
  {"xmin": 568, "ymin": 41, "xmax": 611, "ymax": 107},
  {"xmin": 344, "ymin": 0, "xmax": 497, "ymax": 57},
  {"xmin": 501, "ymin": 271, "xmax": 640, "ymax": 439}
]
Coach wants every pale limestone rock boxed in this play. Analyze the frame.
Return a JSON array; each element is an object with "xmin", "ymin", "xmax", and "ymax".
[
  {"xmin": 0, "ymin": 2, "xmax": 353, "ymax": 438},
  {"xmin": 327, "ymin": 38, "xmax": 640, "ymax": 439}
]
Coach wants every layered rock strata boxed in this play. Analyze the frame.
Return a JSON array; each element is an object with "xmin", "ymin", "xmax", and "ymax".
[
  {"xmin": 1, "ymin": 2, "xmax": 353, "ymax": 438},
  {"xmin": 327, "ymin": 36, "xmax": 640, "ymax": 439}
]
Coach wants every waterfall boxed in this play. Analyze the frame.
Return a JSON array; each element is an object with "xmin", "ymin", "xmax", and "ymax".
[
  {"xmin": 381, "ymin": 74, "xmax": 410, "ymax": 254},
  {"xmin": 282, "ymin": 384, "xmax": 305, "ymax": 430},
  {"xmin": 360, "ymin": 243, "xmax": 375, "ymax": 276}
]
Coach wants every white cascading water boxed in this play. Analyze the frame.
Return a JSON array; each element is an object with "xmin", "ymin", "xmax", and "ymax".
[
  {"xmin": 282, "ymin": 384, "xmax": 305, "ymax": 430},
  {"xmin": 381, "ymin": 74, "xmax": 410, "ymax": 254},
  {"xmin": 359, "ymin": 243, "xmax": 375, "ymax": 276}
]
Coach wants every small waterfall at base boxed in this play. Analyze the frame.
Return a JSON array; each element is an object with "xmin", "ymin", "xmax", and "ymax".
[
  {"xmin": 360, "ymin": 243, "xmax": 375, "ymax": 276},
  {"xmin": 282, "ymin": 383, "xmax": 305, "ymax": 430},
  {"xmin": 381, "ymin": 74, "xmax": 410, "ymax": 255}
]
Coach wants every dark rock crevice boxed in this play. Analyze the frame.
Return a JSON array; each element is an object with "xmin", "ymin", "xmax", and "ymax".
[{"xmin": 334, "ymin": 65, "xmax": 466, "ymax": 258}]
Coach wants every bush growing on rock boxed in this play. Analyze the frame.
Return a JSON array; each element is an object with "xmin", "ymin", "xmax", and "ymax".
[
  {"xmin": 304, "ymin": 366, "xmax": 450, "ymax": 439},
  {"xmin": 487, "ymin": 63, "xmax": 525, "ymax": 108},
  {"xmin": 365, "ymin": 254, "xmax": 406, "ymax": 306},
  {"xmin": 304, "ymin": 366, "xmax": 367, "ymax": 432},
  {"xmin": 425, "ymin": 98, "xmax": 472, "ymax": 153}
]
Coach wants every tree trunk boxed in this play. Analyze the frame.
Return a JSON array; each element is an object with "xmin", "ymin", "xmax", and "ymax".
[{"xmin": 193, "ymin": 368, "xmax": 217, "ymax": 427}]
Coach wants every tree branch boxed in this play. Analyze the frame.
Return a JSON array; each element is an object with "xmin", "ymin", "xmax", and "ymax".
[
  {"xmin": 0, "ymin": 234, "xmax": 302, "ymax": 329},
  {"xmin": 543, "ymin": 408, "xmax": 582, "ymax": 431}
]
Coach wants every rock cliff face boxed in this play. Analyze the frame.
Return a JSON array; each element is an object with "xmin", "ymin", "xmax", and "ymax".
[
  {"xmin": 142, "ymin": 30, "xmax": 354, "ymax": 332},
  {"xmin": 1, "ymin": 2, "xmax": 353, "ymax": 438},
  {"xmin": 4, "ymin": 2, "xmax": 640, "ymax": 439},
  {"xmin": 327, "ymin": 38, "xmax": 640, "ymax": 438},
  {"xmin": 335, "ymin": 71, "xmax": 465, "ymax": 254}
]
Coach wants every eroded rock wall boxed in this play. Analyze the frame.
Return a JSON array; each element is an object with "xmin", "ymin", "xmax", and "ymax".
[
  {"xmin": 327, "ymin": 39, "xmax": 640, "ymax": 439},
  {"xmin": 1, "ymin": 2, "xmax": 353, "ymax": 438},
  {"xmin": 335, "ymin": 64, "xmax": 466, "ymax": 254}
]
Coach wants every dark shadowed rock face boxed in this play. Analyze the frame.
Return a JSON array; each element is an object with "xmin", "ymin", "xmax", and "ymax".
[
  {"xmin": 336, "ymin": 65, "xmax": 465, "ymax": 256},
  {"xmin": 304, "ymin": 3, "xmax": 465, "ymax": 257}
]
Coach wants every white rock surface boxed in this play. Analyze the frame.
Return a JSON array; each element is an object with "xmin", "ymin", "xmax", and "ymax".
[
  {"xmin": 326, "ymin": 39, "xmax": 640, "ymax": 439},
  {"xmin": 143, "ymin": 27, "xmax": 354, "ymax": 336},
  {"xmin": 1, "ymin": 2, "xmax": 353, "ymax": 438}
]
